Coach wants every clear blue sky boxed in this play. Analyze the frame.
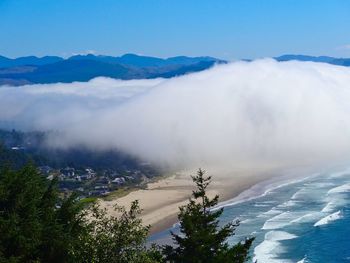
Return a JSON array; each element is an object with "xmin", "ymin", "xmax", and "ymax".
[{"xmin": 1, "ymin": 0, "xmax": 350, "ymax": 60}]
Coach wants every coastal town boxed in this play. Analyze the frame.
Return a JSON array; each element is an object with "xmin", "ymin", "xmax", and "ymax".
[
  {"xmin": 38, "ymin": 165, "xmax": 149, "ymax": 198},
  {"xmin": 0, "ymin": 129, "xmax": 158, "ymax": 200}
]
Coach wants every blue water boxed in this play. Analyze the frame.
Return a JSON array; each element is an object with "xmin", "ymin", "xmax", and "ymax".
[{"xmin": 150, "ymin": 169, "xmax": 350, "ymax": 262}]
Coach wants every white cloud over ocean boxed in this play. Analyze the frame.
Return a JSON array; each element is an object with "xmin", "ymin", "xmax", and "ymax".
[{"xmin": 1, "ymin": 59, "xmax": 350, "ymax": 172}]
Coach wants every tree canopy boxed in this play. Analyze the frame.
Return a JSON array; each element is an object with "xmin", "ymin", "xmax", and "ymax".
[
  {"xmin": 0, "ymin": 164, "xmax": 161, "ymax": 263},
  {"xmin": 0, "ymin": 164, "xmax": 254, "ymax": 263},
  {"xmin": 163, "ymin": 169, "xmax": 254, "ymax": 263}
]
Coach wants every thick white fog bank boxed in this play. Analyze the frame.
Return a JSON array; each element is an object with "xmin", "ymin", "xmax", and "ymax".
[
  {"xmin": 2, "ymin": 59, "xmax": 350, "ymax": 171},
  {"xmin": 0, "ymin": 78, "xmax": 164, "ymax": 130}
]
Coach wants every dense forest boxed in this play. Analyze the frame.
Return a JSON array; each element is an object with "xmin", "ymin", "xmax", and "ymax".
[
  {"xmin": 0, "ymin": 129, "xmax": 159, "ymax": 175},
  {"xmin": 0, "ymin": 164, "xmax": 253, "ymax": 263}
]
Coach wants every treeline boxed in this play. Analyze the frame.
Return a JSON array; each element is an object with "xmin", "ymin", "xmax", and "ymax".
[
  {"xmin": 0, "ymin": 164, "xmax": 254, "ymax": 263},
  {"xmin": 0, "ymin": 129, "xmax": 159, "ymax": 176},
  {"xmin": 0, "ymin": 143, "xmax": 36, "ymax": 169}
]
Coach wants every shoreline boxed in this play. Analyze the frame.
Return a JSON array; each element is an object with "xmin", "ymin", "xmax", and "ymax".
[
  {"xmin": 98, "ymin": 163, "xmax": 340, "ymax": 236},
  {"xmin": 148, "ymin": 172, "xmax": 274, "ymax": 235},
  {"xmin": 149, "ymin": 167, "xmax": 314, "ymax": 236},
  {"xmin": 98, "ymin": 166, "xmax": 288, "ymax": 235}
]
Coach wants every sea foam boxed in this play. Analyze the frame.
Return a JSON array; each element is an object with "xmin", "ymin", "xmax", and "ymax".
[
  {"xmin": 321, "ymin": 202, "xmax": 336, "ymax": 213},
  {"xmin": 262, "ymin": 211, "xmax": 304, "ymax": 230},
  {"xmin": 314, "ymin": 210, "xmax": 342, "ymax": 227},
  {"xmin": 257, "ymin": 208, "xmax": 283, "ymax": 218},
  {"xmin": 254, "ymin": 231, "xmax": 297, "ymax": 263},
  {"xmin": 290, "ymin": 212, "xmax": 323, "ymax": 224},
  {"xmin": 327, "ymin": 183, "xmax": 350, "ymax": 195}
]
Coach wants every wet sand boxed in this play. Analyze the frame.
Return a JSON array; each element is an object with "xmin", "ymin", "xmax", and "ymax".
[{"xmin": 98, "ymin": 166, "xmax": 281, "ymax": 234}]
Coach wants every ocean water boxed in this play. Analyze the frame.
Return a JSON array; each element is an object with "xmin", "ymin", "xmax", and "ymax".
[{"xmin": 149, "ymin": 169, "xmax": 350, "ymax": 263}]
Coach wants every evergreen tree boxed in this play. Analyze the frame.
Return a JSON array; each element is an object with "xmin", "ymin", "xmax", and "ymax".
[
  {"xmin": 71, "ymin": 200, "xmax": 163, "ymax": 263},
  {"xmin": 0, "ymin": 163, "xmax": 162, "ymax": 263},
  {"xmin": 0, "ymin": 162, "xmax": 253, "ymax": 263},
  {"xmin": 163, "ymin": 169, "xmax": 254, "ymax": 263},
  {"xmin": 0, "ymin": 164, "xmax": 85, "ymax": 263}
]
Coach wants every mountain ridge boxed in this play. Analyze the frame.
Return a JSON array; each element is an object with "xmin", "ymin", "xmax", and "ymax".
[
  {"xmin": 0, "ymin": 53, "xmax": 224, "ymax": 68},
  {"xmin": 274, "ymin": 54, "xmax": 350, "ymax": 66},
  {"xmin": 1, "ymin": 53, "xmax": 350, "ymax": 86},
  {"xmin": 0, "ymin": 53, "xmax": 225, "ymax": 85}
]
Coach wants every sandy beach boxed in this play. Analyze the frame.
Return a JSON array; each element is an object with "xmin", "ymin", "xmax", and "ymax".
[{"xmin": 98, "ymin": 166, "xmax": 282, "ymax": 234}]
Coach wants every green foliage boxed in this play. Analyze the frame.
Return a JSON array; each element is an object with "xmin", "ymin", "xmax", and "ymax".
[
  {"xmin": 163, "ymin": 169, "xmax": 254, "ymax": 263},
  {"xmin": 0, "ymin": 143, "xmax": 32, "ymax": 169},
  {"xmin": 0, "ymin": 164, "xmax": 85, "ymax": 263},
  {"xmin": 0, "ymin": 163, "xmax": 253, "ymax": 263},
  {"xmin": 0, "ymin": 163, "xmax": 161, "ymax": 263},
  {"xmin": 71, "ymin": 200, "xmax": 162, "ymax": 263},
  {"xmin": 78, "ymin": 196, "xmax": 98, "ymax": 205}
]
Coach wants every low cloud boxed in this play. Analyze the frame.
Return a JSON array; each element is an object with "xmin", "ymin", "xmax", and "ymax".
[{"xmin": 1, "ymin": 59, "xmax": 350, "ymax": 173}]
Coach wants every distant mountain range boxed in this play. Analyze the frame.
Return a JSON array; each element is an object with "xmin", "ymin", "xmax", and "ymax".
[
  {"xmin": 0, "ymin": 54, "xmax": 225, "ymax": 86},
  {"xmin": 274, "ymin": 54, "xmax": 350, "ymax": 66},
  {"xmin": 0, "ymin": 53, "xmax": 349, "ymax": 86}
]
